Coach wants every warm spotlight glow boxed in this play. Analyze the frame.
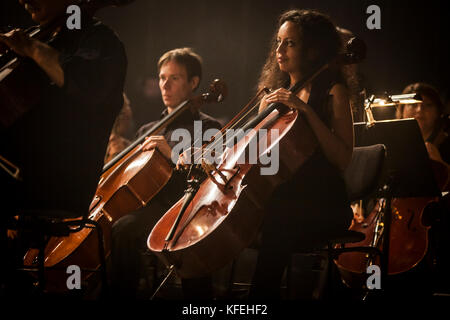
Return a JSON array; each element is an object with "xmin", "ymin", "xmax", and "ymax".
[{"xmin": 195, "ymin": 225, "xmax": 206, "ymax": 236}]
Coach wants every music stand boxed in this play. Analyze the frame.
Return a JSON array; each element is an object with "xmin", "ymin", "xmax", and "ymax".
[
  {"xmin": 372, "ymin": 106, "xmax": 396, "ymax": 121},
  {"xmin": 353, "ymin": 118, "xmax": 441, "ymax": 293}
]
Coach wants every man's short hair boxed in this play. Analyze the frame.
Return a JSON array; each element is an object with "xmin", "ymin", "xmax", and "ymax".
[{"xmin": 158, "ymin": 48, "xmax": 203, "ymax": 90}]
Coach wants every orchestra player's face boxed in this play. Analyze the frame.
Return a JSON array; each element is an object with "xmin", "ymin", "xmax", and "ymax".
[
  {"xmin": 402, "ymin": 95, "xmax": 440, "ymax": 137},
  {"xmin": 18, "ymin": 0, "xmax": 69, "ymax": 25},
  {"xmin": 276, "ymin": 21, "xmax": 302, "ymax": 75},
  {"xmin": 159, "ymin": 60, "xmax": 199, "ymax": 111}
]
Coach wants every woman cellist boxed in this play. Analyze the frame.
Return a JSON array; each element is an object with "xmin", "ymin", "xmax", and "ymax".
[{"xmin": 248, "ymin": 9, "xmax": 354, "ymax": 299}]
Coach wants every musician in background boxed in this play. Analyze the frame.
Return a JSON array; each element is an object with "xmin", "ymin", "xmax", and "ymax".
[
  {"xmin": 110, "ymin": 48, "xmax": 221, "ymax": 299},
  {"xmin": 396, "ymin": 82, "xmax": 450, "ymax": 295},
  {"xmin": 104, "ymin": 93, "xmax": 133, "ymax": 164},
  {"xmin": 396, "ymin": 82, "xmax": 449, "ymax": 166},
  {"xmin": 0, "ymin": 0, "xmax": 126, "ymax": 293},
  {"xmin": 251, "ymin": 9, "xmax": 354, "ymax": 299},
  {"xmin": 131, "ymin": 75, "xmax": 161, "ymax": 130},
  {"xmin": 336, "ymin": 26, "xmax": 366, "ymax": 123}
]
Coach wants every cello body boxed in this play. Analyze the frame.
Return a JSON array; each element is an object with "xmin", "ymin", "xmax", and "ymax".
[
  {"xmin": 148, "ymin": 106, "xmax": 318, "ymax": 278},
  {"xmin": 335, "ymin": 197, "xmax": 434, "ymax": 288},
  {"xmin": 23, "ymin": 148, "xmax": 172, "ymax": 292},
  {"xmin": 334, "ymin": 200, "xmax": 382, "ymax": 288},
  {"xmin": 336, "ymin": 158, "xmax": 447, "ymax": 288}
]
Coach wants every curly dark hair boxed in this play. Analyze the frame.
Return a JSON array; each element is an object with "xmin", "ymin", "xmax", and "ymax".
[{"xmin": 257, "ymin": 9, "xmax": 343, "ymax": 91}]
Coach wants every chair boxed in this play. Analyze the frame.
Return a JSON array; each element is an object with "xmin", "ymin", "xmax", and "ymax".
[
  {"xmin": 288, "ymin": 143, "xmax": 387, "ymax": 299},
  {"xmin": 226, "ymin": 144, "xmax": 387, "ymax": 299}
]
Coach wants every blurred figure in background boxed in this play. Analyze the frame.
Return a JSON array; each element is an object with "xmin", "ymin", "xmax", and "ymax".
[
  {"xmin": 397, "ymin": 82, "xmax": 449, "ymax": 166},
  {"xmin": 396, "ymin": 82, "xmax": 450, "ymax": 296},
  {"xmin": 337, "ymin": 26, "xmax": 366, "ymax": 123},
  {"xmin": 104, "ymin": 93, "xmax": 134, "ymax": 164},
  {"xmin": 131, "ymin": 75, "xmax": 161, "ymax": 131}
]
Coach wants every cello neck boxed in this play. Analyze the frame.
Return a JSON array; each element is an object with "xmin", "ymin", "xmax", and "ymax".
[
  {"xmin": 240, "ymin": 63, "xmax": 330, "ymax": 133},
  {"xmin": 102, "ymin": 99, "xmax": 191, "ymax": 172},
  {"xmin": 102, "ymin": 78, "xmax": 227, "ymax": 173}
]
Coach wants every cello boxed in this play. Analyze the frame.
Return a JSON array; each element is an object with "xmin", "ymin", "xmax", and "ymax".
[
  {"xmin": 147, "ymin": 38, "xmax": 366, "ymax": 279},
  {"xmin": 23, "ymin": 79, "xmax": 227, "ymax": 292}
]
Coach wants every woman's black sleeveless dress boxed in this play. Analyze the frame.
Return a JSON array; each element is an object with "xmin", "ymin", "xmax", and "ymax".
[{"xmin": 250, "ymin": 74, "xmax": 353, "ymax": 298}]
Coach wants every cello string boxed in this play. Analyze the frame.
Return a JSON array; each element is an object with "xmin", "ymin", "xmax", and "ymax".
[
  {"xmin": 189, "ymin": 89, "xmax": 269, "ymax": 164},
  {"xmin": 202, "ymin": 88, "xmax": 274, "ymax": 157},
  {"xmin": 193, "ymin": 76, "xmax": 315, "ymax": 165},
  {"xmin": 190, "ymin": 98, "xmax": 264, "ymax": 165}
]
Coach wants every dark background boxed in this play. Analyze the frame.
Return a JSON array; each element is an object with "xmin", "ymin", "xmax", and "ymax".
[{"xmin": 2, "ymin": 0, "xmax": 449, "ymax": 128}]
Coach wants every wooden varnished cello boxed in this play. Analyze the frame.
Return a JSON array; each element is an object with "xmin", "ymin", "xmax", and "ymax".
[
  {"xmin": 147, "ymin": 38, "xmax": 366, "ymax": 279},
  {"xmin": 22, "ymin": 79, "xmax": 227, "ymax": 292}
]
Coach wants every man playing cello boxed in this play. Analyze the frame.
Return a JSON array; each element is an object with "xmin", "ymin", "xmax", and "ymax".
[{"xmin": 110, "ymin": 47, "xmax": 222, "ymax": 299}]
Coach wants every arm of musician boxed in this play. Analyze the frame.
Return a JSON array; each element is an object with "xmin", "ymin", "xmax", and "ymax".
[
  {"xmin": 175, "ymin": 147, "xmax": 205, "ymax": 171},
  {"xmin": 325, "ymin": 84, "xmax": 354, "ymax": 170},
  {"xmin": 104, "ymin": 133, "xmax": 131, "ymax": 164},
  {"xmin": 0, "ymin": 27, "xmax": 126, "ymax": 103},
  {"xmin": 174, "ymin": 119, "xmax": 222, "ymax": 170},
  {"xmin": 258, "ymin": 94, "xmax": 269, "ymax": 113},
  {"xmin": 29, "ymin": 39, "xmax": 65, "ymax": 87},
  {"xmin": 0, "ymin": 30, "xmax": 64, "ymax": 86},
  {"xmin": 265, "ymin": 84, "xmax": 354, "ymax": 171},
  {"xmin": 426, "ymin": 142, "xmax": 448, "ymax": 165},
  {"xmin": 142, "ymin": 136, "xmax": 173, "ymax": 163}
]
